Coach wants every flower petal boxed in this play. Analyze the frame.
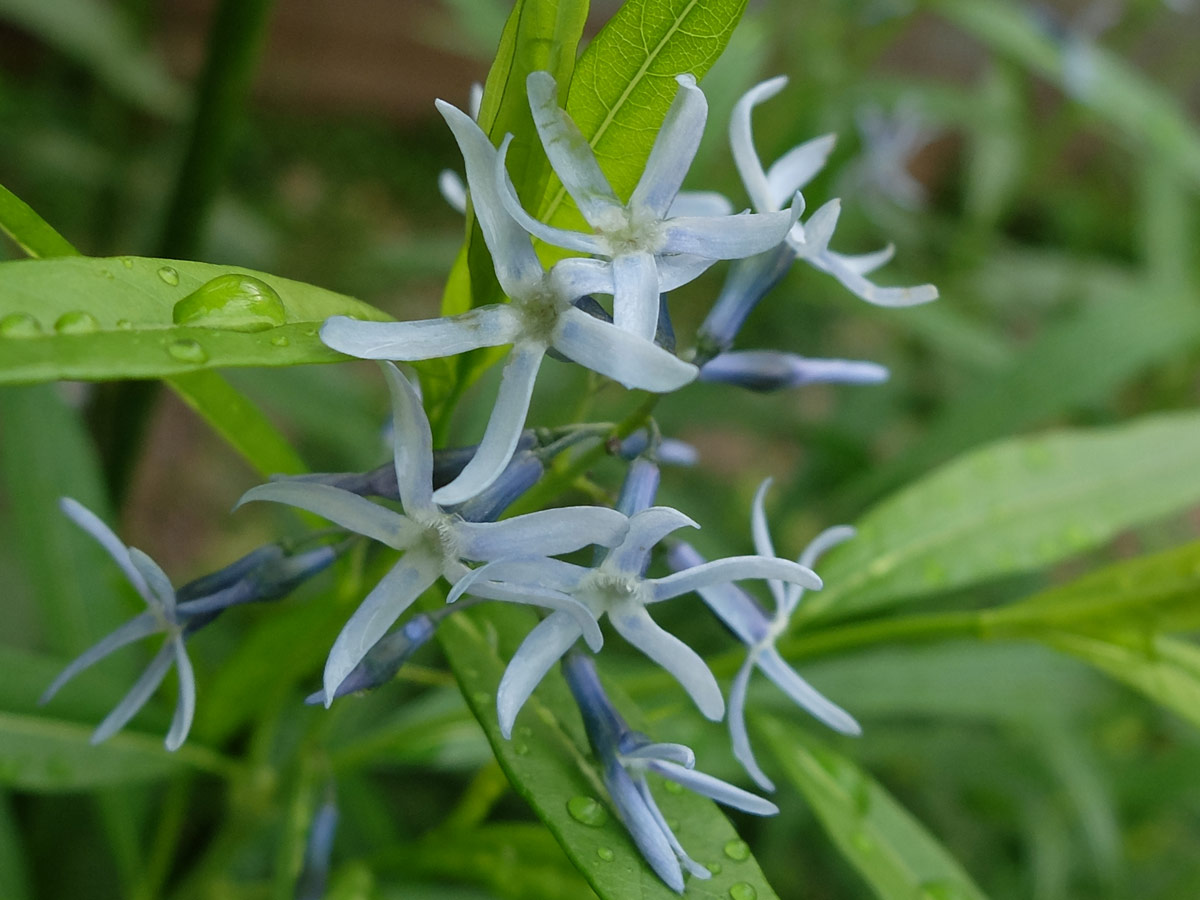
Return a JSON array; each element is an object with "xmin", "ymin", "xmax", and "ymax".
[
  {"xmin": 656, "ymin": 253, "xmax": 719, "ymax": 292},
  {"xmin": 728, "ymin": 655, "xmax": 774, "ymax": 791},
  {"xmin": 526, "ymin": 71, "xmax": 620, "ymax": 227},
  {"xmin": 630, "ymin": 74, "xmax": 707, "ymax": 218},
  {"xmin": 633, "ymin": 777, "xmax": 712, "ymax": 882},
  {"xmin": 785, "ymin": 524, "xmax": 856, "ymax": 614},
  {"xmin": 749, "ymin": 479, "xmax": 786, "ymax": 610},
  {"xmin": 730, "ymin": 76, "xmax": 788, "ymax": 212},
  {"xmin": 60, "ymin": 497, "xmax": 153, "ymax": 603},
  {"xmin": 432, "ymin": 342, "xmax": 545, "ymax": 506},
  {"xmin": 458, "ymin": 504, "xmax": 628, "ymax": 560},
  {"xmin": 323, "ymin": 551, "xmax": 442, "ymax": 704},
  {"xmin": 652, "ymin": 555, "xmax": 821, "ymax": 601},
  {"xmin": 554, "ymin": 307, "xmax": 698, "ymax": 392},
  {"xmin": 813, "ymin": 248, "xmax": 940, "ymax": 308},
  {"xmin": 549, "ymin": 256, "xmax": 614, "ymax": 300},
  {"xmin": 757, "ymin": 645, "xmax": 861, "ymax": 736},
  {"xmin": 496, "ymin": 135, "xmax": 605, "ymax": 254},
  {"xmin": 606, "ymin": 506, "xmax": 698, "ymax": 576},
  {"xmin": 437, "ymin": 169, "xmax": 467, "ymax": 214},
  {"xmin": 667, "ymin": 191, "xmax": 733, "ymax": 219},
  {"xmin": 321, "ymin": 307, "xmax": 522, "ymax": 361},
  {"xmin": 606, "ymin": 764, "xmax": 684, "ymax": 892},
  {"xmin": 609, "ymin": 605, "xmax": 723, "ymax": 720},
  {"xmin": 622, "ymin": 742, "xmax": 695, "ymax": 768},
  {"xmin": 765, "ymin": 133, "xmax": 836, "ymax": 209},
  {"xmin": 39, "ymin": 612, "xmax": 162, "ymax": 705},
  {"xmin": 661, "ymin": 209, "xmax": 793, "ymax": 259},
  {"xmin": 164, "ymin": 638, "xmax": 195, "ymax": 751},
  {"xmin": 645, "ymin": 759, "xmax": 778, "ymax": 816},
  {"xmin": 496, "ymin": 611, "xmax": 583, "ymax": 738},
  {"xmin": 129, "ymin": 547, "xmax": 176, "ymax": 613},
  {"xmin": 610, "ymin": 251, "xmax": 661, "ymax": 341},
  {"xmin": 91, "ymin": 640, "xmax": 175, "ymax": 744},
  {"xmin": 236, "ymin": 482, "xmax": 417, "ymax": 550},
  {"xmin": 447, "ymin": 557, "xmax": 586, "ymax": 600},
  {"xmin": 834, "ymin": 243, "xmax": 895, "ymax": 276},
  {"xmin": 380, "ymin": 362, "xmax": 437, "ymax": 514},
  {"xmin": 663, "ymin": 542, "xmax": 768, "ymax": 643}
]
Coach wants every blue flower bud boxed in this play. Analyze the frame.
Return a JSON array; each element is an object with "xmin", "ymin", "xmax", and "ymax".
[
  {"xmin": 305, "ymin": 612, "xmax": 440, "ymax": 705},
  {"xmin": 699, "ymin": 350, "xmax": 889, "ymax": 392}
]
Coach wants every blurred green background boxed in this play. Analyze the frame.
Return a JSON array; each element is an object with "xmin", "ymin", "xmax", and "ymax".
[{"xmin": 2, "ymin": 0, "xmax": 1199, "ymax": 898}]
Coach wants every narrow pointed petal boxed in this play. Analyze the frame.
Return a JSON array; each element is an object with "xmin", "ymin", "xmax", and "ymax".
[
  {"xmin": 380, "ymin": 362, "xmax": 437, "ymax": 514},
  {"xmin": 323, "ymin": 552, "xmax": 441, "ymax": 704},
  {"xmin": 668, "ymin": 191, "xmax": 733, "ymax": 219},
  {"xmin": 164, "ymin": 639, "xmax": 195, "ymax": 751},
  {"xmin": 496, "ymin": 611, "xmax": 583, "ymax": 737},
  {"xmin": 608, "ymin": 767, "xmax": 684, "ymax": 892},
  {"xmin": 554, "ymin": 307, "xmax": 697, "ymax": 392},
  {"xmin": 526, "ymin": 72, "xmax": 620, "ymax": 227},
  {"xmin": 237, "ymin": 482, "xmax": 417, "ymax": 550},
  {"xmin": 814, "ymin": 250, "xmax": 939, "ymax": 308},
  {"xmin": 630, "ymin": 74, "xmax": 707, "ymax": 218},
  {"xmin": 656, "ymin": 252, "xmax": 719, "ymax": 292},
  {"xmin": 750, "ymin": 480, "xmax": 786, "ymax": 611},
  {"xmin": 634, "ymin": 777, "xmax": 712, "ymax": 883},
  {"xmin": 757, "ymin": 645, "xmax": 861, "ymax": 736},
  {"xmin": 730, "ymin": 76, "xmax": 788, "ymax": 212},
  {"xmin": 432, "ymin": 343, "xmax": 544, "ymax": 506},
  {"xmin": 459, "ymin": 504, "xmax": 628, "ymax": 560},
  {"xmin": 765, "ymin": 133, "xmax": 836, "ymax": 208},
  {"xmin": 40, "ymin": 613, "xmax": 161, "ymax": 704},
  {"xmin": 606, "ymin": 507, "xmax": 698, "ymax": 576},
  {"xmin": 664, "ymin": 543, "xmax": 769, "ymax": 640},
  {"xmin": 60, "ymin": 498, "xmax": 152, "ymax": 602},
  {"xmin": 653, "ymin": 555, "xmax": 822, "ymax": 601},
  {"xmin": 129, "ymin": 548, "xmax": 176, "ymax": 612},
  {"xmin": 456, "ymin": 576, "xmax": 602, "ymax": 650},
  {"xmin": 447, "ymin": 557, "xmax": 585, "ymax": 601},
  {"xmin": 793, "ymin": 198, "xmax": 841, "ymax": 253},
  {"xmin": 784, "ymin": 524, "xmax": 856, "ymax": 614},
  {"xmin": 321, "ymin": 307, "xmax": 521, "ymax": 361},
  {"xmin": 834, "ymin": 243, "xmax": 895, "ymax": 276},
  {"xmin": 91, "ymin": 641, "xmax": 175, "ymax": 744},
  {"xmin": 496, "ymin": 135, "xmax": 605, "ymax": 254},
  {"xmin": 728, "ymin": 656, "xmax": 774, "ymax": 791},
  {"xmin": 437, "ymin": 169, "xmax": 467, "ymax": 214},
  {"xmin": 646, "ymin": 759, "xmax": 778, "ymax": 815},
  {"xmin": 661, "ymin": 209, "xmax": 793, "ymax": 259},
  {"xmin": 549, "ymin": 256, "xmax": 614, "ymax": 300},
  {"xmin": 436, "ymin": 100, "xmax": 546, "ymax": 293},
  {"xmin": 622, "ymin": 743, "xmax": 695, "ymax": 768},
  {"xmin": 611, "ymin": 251, "xmax": 660, "ymax": 341},
  {"xmin": 610, "ymin": 605, "xmax": 723, "ymax": 720}
]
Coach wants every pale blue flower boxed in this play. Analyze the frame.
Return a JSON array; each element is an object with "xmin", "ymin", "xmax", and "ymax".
[
  {"xmin": 321, "ymin": 99, "xmax": 697, "ymax": 506},
  {"xmin": 849, "ymin": 100, "xmax": 937, "ymax": 211},
  {"xmin": 699, "ymin": 350, "xmax": 889, "ymax": 392},
  {"xmin": 450, "ymin": 504, "xmax": 822, "ymax": 737},
  {"xmin": 668, "ymin": 479, "xmax": 860, "ymax": 790},
  {"xmin": 41, "ymin": 498, "xmax": 195, "ymax": 751},
  {"xmin": 563, "ymin": 651, "xmax": 776, "ymax": 893},
  {"xmin": 497, "ymin": 71, "xmax": 798, "ymax": 342},
  {"xmin": 238, "ymin": 362, "xmax": 628, "ymax": 702}
]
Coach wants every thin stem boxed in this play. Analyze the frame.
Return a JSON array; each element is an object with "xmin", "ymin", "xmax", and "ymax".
[{"xmin": 438, "ymin": 760, "xmax": 509, "ymax": 833}]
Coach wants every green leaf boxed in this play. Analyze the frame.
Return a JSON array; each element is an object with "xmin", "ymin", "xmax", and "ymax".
[
  {"xmin": 0, "ymin": 0, "xmax": 184, "ymax": 117},
  {"xmin": 0, "ymin": 793, "xmax": 31, "ymax": 900},
  {"xmin": 0, "ymin": 255, "xmax": 389, "ymax": 384},
  {"xmin": 542, "ymin": 0, "xmax": 748, "ymax": 227},
  {"xmin": 0, "ymin": 184, "xmax": 79, "ymax": 259},
  {"xmin": 0, "ymin": 711, "xmax": 234, "ymax": 791},
  {"xmin": 439, "ymin": 605, "xmax": 779, "ymax": 900},
  {"xmin": 758, "ymin": 715, "xmax": 989, "ymax": 900},
  {"xmin": 1039, "ymin": 631, "xmax": 1200, "ymax": 729},
  {"xmin": 803, "ymin": 412, "xmax": 1200, "ymax": 623},
  {"xmin": 933, "ymin": 0, "xmax": 1200, "ymax": 190}
]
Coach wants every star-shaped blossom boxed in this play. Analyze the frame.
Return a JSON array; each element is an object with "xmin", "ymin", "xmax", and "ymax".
[
  {"xmin": 450, "ymin": 504, "xmax": 823, "ymax": 737},
  {"xmin": 41, "ymin": 498, "xmax": 196, "ymax": 751},
  {"xmin": 730, "ymin": 76, "xmax": 938, "ymax": 309},
  {"xmin": 321, "ymin": 99, "xmax": 698, "ymax": 506},
  {"xmin": 668, "ymin": 480, "xmax": 860, "ymax": 790},
  {"xmin": 563, "ymin": 651, "xmax": 776, "ymax": 893},
  {"xmin": 497, "ymin": 71, "xmax": 798, "ymax": 342},
  {"xmin": 238, "ymin": 362, "xmax": 629, "ymax": 701}
]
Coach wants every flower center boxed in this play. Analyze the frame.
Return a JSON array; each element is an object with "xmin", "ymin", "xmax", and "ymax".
[
  {"xmin": 593, "ymin": 206, "xmax": 664, "ymax": 256},
  {"xmin": 582, "ymin": 571, "xmax": 648, "ymax": 613},
  {"xmin": 414, "ymin": 512, "xmax": 463, "ymax": 565},
  {"xmin": 512, "ymin": 283, "xmax": 564, "ymax": 344}
]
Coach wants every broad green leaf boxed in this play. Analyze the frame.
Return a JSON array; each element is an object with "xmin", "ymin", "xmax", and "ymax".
[
  {"xmin": 759, "ymin": 716, "xmax": 989, "ymax": 900},
  {"xmin": 0, "ymin": 0, "xmax": 184, "ymax": 116},
  {"xmin": 0, "ymin": 184, "xmax": 78, "ymax": 259},
  {"xmin": 0, "ymin": 711, "xmax": 233, "ymax": 791},
  {"xmin": 0, "ymin": 255, "xmax": 389, "ymax": 384},
  {"xmin": 802, "ymin": 412, "xmax": 1200, "ymax": 624},
  {"xmin": 542, "ymin": 0, "xmax": 748, "ymax": 227},
  {"xmin": 933, "ymin": 0, "xmax": 1200, "ymax": 190},
  {"xmin": 440, "ymin": 604, "xmax": 779, "ymax": 900},
  {"xmin": 1040, "ymin": 631, "xmax": 1200, "ymax": 729},
  {"xmin": 0, "ymin": 793, "xmax": 31, "ymax": 900}
]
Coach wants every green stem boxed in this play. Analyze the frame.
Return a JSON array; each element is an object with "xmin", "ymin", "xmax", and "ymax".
[{"xmin": 438, "ymin": 760, "xmax": 509, "ymax": 833}]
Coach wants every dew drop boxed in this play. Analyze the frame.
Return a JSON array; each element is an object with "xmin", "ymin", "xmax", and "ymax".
[
  {"xmin": 513, "ymin": 743, "xmax": 529, "ymax": 756},
  {"xmin": 54, "ymin": 311, "xmax": 99, "ymax": 334},
  {"xmin": 98, "ymin": 267, "xmax": 114, "ymax": 279},
  {"xmin": 566, "ymin": 796, "xmax": 608, "ymax": 827},
  {"xmin": 167, "ymin": 339, "xmax": 208, "ymax": 363},
  {"xmin": 663, "ymin": 780, "xmax": 683, "ymax": 794},
  {"xmin": 157, "ymin": 265, "xmax": 180, "ymax": 286},
  {"xmin": 707, "ymin": 862, "xmax": 722, "ymax": 875},
  {"xmin": 729, "ymin": 883, "xmax": 757, "ymax": 900},
  {"xmin": 596, "ymin": 847, "xmax": 615, "ymax": 862},
  {"xmin": 516, "ymin": 725, "xmax": 533, "ymax": 739},
  {"xmin": 172, "ymin": 274, "xmax": 286, "ymax": 333},
  {"xmin": 271, "ymin": 334, "xmax": 290, "ymax": 347},
  {"xmin": 0, "ymin": 313, "xmax": 42, "ymax": 338},
  {"xmin": 120, "ymin": 257, "xmax": 134, "ymax": 269},
  {"xmin": 116, "ymin": 319, "xmax": 133, "ymax": 330},
  {"xmin": 723, "ymin": 839, "xmax": 750, "ymax": 861}
]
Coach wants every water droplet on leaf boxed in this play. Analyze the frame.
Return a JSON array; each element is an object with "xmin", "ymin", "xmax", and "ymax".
[
  {"xmin": 663, "ymin": 780, "xmax": 683, "ymax": 794},
  {"xmin": 707, "ymin": 862, "xmax": 722, "ymax": 875},
  {"xmin": 172, "ymin": 274, "xmax": 286, "ymax": 332},
  {"xmin": 729, "ymin": 883, "xmax": 757, "ymax": 900},
  {"xmin": 596, "ymin": 847, "xmax": 615, "ymax": 862},
  {"xmin": 157, "ymin": 266, "xmax": 180, "ymax": 286},
  {"xmin": 167, "ymin": 339, "xmax": 208, "ymax": 363},
  {"xmin": 54, "ymin": 311, "xmax": 99, "ymax": 334},
  {"xmin": 120, "ymin": 257, "xmax": 134, "ymax": 269},
  {"xmin": 723, "ymin": 839, "xmax": 750, "ymax": 861},
  {"xmin": 567, "ymin": 796, "xmax": 608, "ymax": 827},
  {"xmin": 116, "ymin": 319, "xmax": 133, "ymax": 330},
  {"xmin": 513, "ymin": 743, "xmax": 529, "ymax": 756},
  {"xmin": 271, "ymin": 334, "xmax": 290, "ymax": 347},
  {"xmin": 0, "ymin": 313, "xmax": 42, "ymax": 337}
]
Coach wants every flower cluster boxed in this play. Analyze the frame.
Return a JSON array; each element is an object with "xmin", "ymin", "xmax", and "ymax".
[{"xmin": 43, "ymin": 70, "xmax": 936, "ymax": 891}]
